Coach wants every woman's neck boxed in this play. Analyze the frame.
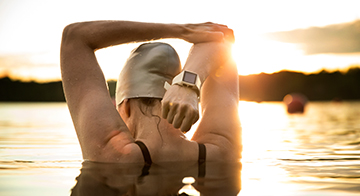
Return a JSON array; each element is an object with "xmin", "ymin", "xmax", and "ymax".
[
  {"xmin": 133, "ymin": 113, "xmax": 186, "ymax": 143},
  {"xmin": 133, "ymin": 114, "xmax": 161, "ymax": 139}
]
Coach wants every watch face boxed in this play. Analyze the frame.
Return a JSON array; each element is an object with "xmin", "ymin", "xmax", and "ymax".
[{"xmin": 183, "ymin": 71, "xmax": 197, "ymax": 84}]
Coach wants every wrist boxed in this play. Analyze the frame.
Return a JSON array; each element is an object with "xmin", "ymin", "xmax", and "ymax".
[
  {"xmin": 170, "ymin": 24, "xmax": 188, "ymax": 40},
  {"xmin": 164, "ymin": 70, "xmax": 201, "ymax": 102},
  {"xmin": 173, "ymin": 84, "xmax": 199, "ymax": 101}
]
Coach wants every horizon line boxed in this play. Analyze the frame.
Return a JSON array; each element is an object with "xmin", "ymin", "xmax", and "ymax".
[{"xmin": 2, "ymin": 67, "xmax": 360, "ymax": 84}]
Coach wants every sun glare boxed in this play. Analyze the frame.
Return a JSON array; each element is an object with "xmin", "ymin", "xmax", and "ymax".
[
  {"xmin": 239, "ymin": 101, "xmax": 290, "ymax": 155},
  {"xmin": 232, "ymin": 35, "xmax": 305, "ymax": 75},
  {"xmin": 238, "ymin": 101, "xmax": 303, "ymax": 195}
]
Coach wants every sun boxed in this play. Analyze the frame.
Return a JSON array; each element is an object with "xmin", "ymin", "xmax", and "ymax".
[{"xmin": 231, "ymin": 35, "xmax": 305, "ymax": 76}]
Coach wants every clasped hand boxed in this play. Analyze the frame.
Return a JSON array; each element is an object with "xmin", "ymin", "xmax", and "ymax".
[
  {"xmin": 161, "ymin": 84, "xmax": 199, "ymax": 133},
  {"xmin": 182, "ymin": 22, "xmax": 235, "ymax": 43}
]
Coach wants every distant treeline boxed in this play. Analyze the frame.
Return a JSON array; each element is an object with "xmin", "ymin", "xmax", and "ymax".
[
  {"xmin": 0, "ymin": 78, "xmax": 66, "ymax": 102},
  {"xmin": 1, "ymin": 68, "xmax": 360, "ymax": 102},
  {"xmin": 240, "ymin": 67, "xmax": 360, "ymax": 101}
]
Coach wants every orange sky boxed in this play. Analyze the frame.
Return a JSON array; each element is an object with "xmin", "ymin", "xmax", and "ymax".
[{"xmin": 0, "ymin": 0, "xmax": 359, "ymax": 82}]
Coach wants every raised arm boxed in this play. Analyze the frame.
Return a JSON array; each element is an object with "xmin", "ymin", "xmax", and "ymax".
[
  {"xmin": 161, "ymin": 42, "xmax": 232, "ymax": 130},
  {"xmin": 161, "ymin": 40, "xmax": 241, "ymax": 161},
  {"xmin": 60, "ymin": 20, "xmax": 227, "ymax": 161}
]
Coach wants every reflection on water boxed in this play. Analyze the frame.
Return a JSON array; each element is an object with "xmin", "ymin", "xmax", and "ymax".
[
  {"xmin": 239, "ymin": 101, "xmax": 360, "ymax": 196},
  {"xmin": 0, "ymin": 103, "xmax": 82, "ymax": 196},
  {"xmin": 0, "ymin": 101, "xmax": 360, "ymax": 195},
  {"xmin": 71, "ymin": 161, "xmax": 241, "ymax": 196}
]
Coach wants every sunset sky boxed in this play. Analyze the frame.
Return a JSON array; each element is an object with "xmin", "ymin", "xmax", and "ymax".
[{"xmin": 0, "ymin": 0, "xmax": 359, "ymax": 82}]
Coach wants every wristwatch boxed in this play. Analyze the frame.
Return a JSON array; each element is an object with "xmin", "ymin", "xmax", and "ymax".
[{"xmin": 164, "ymin": 70, "xmax": 201, "ymax": 96}]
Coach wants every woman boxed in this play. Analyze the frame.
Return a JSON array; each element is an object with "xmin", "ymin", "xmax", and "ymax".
[{"xmin": 60, "ymin": 20, "xmax": 241, "ymax": 165}]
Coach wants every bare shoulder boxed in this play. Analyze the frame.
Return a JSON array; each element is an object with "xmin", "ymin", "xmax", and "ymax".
[{"xmin": 99, "ymin": 133, "xmax": 143, "ymax": 163}]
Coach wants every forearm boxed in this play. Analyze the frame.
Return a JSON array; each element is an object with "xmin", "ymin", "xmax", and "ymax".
[
  {"xmin": 182, "ymin": 42, "xmax": 232, "ymax": 85},
  {"xmin": 62, "ymin": 20, "xmax": 185, "ymax": 50}
]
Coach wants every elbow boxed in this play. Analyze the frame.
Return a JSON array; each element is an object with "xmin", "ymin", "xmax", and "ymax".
[
  {"xmin": 61, "ymin": 23, "xmax": 81, "ymax": 43},
  {"xmin": 61, "ymin": 22, "xmax": 92, "ymax": 49}
]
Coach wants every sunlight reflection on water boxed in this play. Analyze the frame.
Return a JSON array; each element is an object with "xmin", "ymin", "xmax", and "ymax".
[
  {"xmin": 0, "ymin": 101, "xmax": 359, "ymax": 195},
  {"xmin": 239, "ymin": 101, "xmax": 360, "ymax": 196}
]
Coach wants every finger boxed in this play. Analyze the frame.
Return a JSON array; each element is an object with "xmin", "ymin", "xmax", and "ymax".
[
  {"xmin": 203, "ymin": 31, "xmax": 225, "ymax": 42},
  {"xmin": 222, "ymin": 28, "xmax": 235, "ymax": 42},
  {"xmin": 214, "ymin": 23, "xmax": 228, "ymax": 28},
  {"xmin": 161, "ymin": 101, "xmax": 170, "ymax": 119},
  {"xmin": 180, "ymin": 108, "xmax": 198, "ymax": 133},
  {"xmin": 172, "ymin": 104, "xmax": 187, "ymax": 129},
  {"xmin": 211, "ymin": 25, "xmax": 235, "ymax": 42},
  {"xmin": 166, "ymin": 103, "xmax": 178, "ymax": 124},
  {"xmin": 173, "ymin": 112, "xmax": 185, "ymax": 129},
  {"xmin": 188, "ymin": 23, "xmax": 226, "ymax": 33},
  {"xmin": 180, "ymin": 115, "xmax": 193, "ymax": 133},
  {"xmin": 210, "ymin": 25, "xmax": 230, "ymax": 32},
  {"xmin": 192, "ymin": 111, "xmax": 200, "ymax": 125},
  {"xmin": 203, "ymin": 22, "xmax": 228, "ymax": 28}
]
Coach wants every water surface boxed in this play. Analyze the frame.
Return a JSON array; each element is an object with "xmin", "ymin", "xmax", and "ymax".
[{"xmin": 0, "ymin": 101, "xmax": 359, "ymax": 195}]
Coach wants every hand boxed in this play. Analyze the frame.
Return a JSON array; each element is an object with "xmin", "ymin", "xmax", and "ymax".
[
  {"xmin": 181, "ymin": 22, "xmax": 235, "ymax": 44},
  {"xmin": 161, "ymin": 85, "xmax": 199, "ymax": 133}
]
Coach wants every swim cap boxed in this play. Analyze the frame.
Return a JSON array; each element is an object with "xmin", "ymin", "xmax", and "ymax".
[{"xmin": 115, "ymin": 42, "xmax": 181, "ymax": 106}]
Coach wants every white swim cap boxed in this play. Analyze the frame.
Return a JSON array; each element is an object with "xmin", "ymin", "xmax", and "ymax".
[{"xmin": 115, "ymin": 42, "xmax": 181, "ymax": 106}]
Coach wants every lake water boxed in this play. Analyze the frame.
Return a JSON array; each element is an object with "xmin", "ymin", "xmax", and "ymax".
[{"xmin": 0, "ymin": 101, "xmax": 359, "ymax": 196}]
